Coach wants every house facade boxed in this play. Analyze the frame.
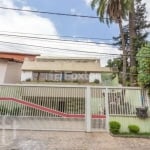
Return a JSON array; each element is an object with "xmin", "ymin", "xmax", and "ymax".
[
  {"xmin": 21, "ymin": 56, "xmax": 113, "ymax": 83},
  {"xmin": 0, "ymin": 52, "xmax": 39, "ymax": 84}
]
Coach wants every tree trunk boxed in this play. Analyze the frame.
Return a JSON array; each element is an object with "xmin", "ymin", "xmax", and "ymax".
[
  {"xmin": 118, "ymin": 19, "xmax": 127, "ymax": 86},
  {"xmin": 129, "ymin": 0, "xmax": 136, "ymax": 86}
]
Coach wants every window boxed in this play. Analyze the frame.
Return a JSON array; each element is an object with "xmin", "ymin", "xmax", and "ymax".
[
  {"xmin": 54, "ymin": 73, "xmax": 62, "ymax": 81},
  {"xmin": 64, "ymin": 73, "xmax": 72, "ymax": 81}
]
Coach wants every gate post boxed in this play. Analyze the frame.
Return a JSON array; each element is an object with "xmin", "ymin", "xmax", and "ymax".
[
  {"xmin": 85, "ymin": 86, "xmax": 91, "ymax": 132},
  {"xmin": 105, "ymin": 88, "xmax": 110, "ymax": 132}
]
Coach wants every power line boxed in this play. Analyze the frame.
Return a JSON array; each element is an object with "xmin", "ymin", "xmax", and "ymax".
[
  {"xmin": 0, "ymin": 40, "xmax": 149, "ymax": 58},
  {"xmin": 0, "ymin": 6, "xmax": 100, "ymax": 19},
  {"xmin": 0, "ymin": 43, "xmax": 118, "ymax": 58},
  {"xmin": 1, "ymin": 44, "xmax": 95, "ymax": 56},
  {"xmin": 0, "ymin": 30, "xmax": 113, "ymax": 41},
  {"xmin": 1, "ymin": 6, "xmax": 150, "ymax": 23},
  {"xmin": 1, "ymin": 44, "xmax": 148, "ymax": 74},
  {"xmin": 0, "ymin": 40, "xmax": 118, "ymax": 55},
  {"xmin": 1, "ymin": 33, "xmax": 150, "ymax": 56},
  {"xmin": 0, "ymin": 33, "xmax": 116, "ymax": 46}
]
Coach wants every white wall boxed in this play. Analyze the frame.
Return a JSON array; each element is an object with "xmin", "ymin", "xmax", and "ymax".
[
  {"xmin": 0, "ymin": 60, "xmax": 8, "ymax": 83},
  {"xmin": 89, "ymin": 73, "xmax": 101, "ymax": 83},
  {"xmin": 21, "ymin": 71, "xmax": 33, "ymax": 81}
]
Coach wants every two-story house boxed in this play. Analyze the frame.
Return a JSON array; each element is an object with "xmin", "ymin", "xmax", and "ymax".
[{"xmin": 21, "ymin": 56, "xmax": 113, "ymax": 84}]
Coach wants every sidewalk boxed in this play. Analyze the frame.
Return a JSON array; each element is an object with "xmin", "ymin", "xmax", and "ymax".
[{"xmin": 0, "ymin": 130, "xmax": 150, "ymax": 150}]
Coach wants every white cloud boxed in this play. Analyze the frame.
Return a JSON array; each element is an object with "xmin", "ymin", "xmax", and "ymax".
[
  {"xmin": 0, "ymin": 0, "xmax": 57, "ymax": 35},
  {"xmin": 0, "ymin": 0, "xmax": 121, "ymax": 66},
  {"xmin": 70, "ymin": 8, "xmax": 76, "ymax": 14},
  {"xmin": 143, "ymin": 0, "xmax": 150, "ymax": 20},
  {"xmin": 0, "ymin": 0, "xmax": 58, "ymax": 53},
  {"xmin": 83, "ymin": 0, "xmax": 92, "ymax": 6},
  {"xmin": 137, "ymin": 0, "xmax": 150, "ymax": 40}
]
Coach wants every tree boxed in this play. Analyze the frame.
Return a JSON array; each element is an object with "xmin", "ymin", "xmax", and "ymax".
[
  {"xmin": 113, "ymin": 0, "xmax": 150, "ymax": 86},
  {"xmin": 134, "ymin": 0, "xmax": 150, "ymax": 50},
  {"xmin": 106, "ymin": 58, "xmax": 122, "ymax": 83},
  {"xmin": 137, "ymin": 45, "xmax": 150, "ymax": 89},
  {"xmin": 129, "ymin": 0, "xmax": 136, "ymax": 85},
  {"xmin": 130, "ymin": 0, "xmax": 150, "ymax": 85},
  {"xmin": 91, "ymin": 0, "xmax": 132, "ymax": 86}
]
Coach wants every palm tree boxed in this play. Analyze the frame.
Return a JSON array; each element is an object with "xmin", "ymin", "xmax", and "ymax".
[
  {"xmin": 91, "ymin": 0, "xmax": 133, "ymax": 86},
  {"xmin": 129, "ymin": 0, "xmax": 136, "ymax": 86}
]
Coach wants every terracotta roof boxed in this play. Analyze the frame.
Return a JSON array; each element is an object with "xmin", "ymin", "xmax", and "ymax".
[
  {"xmin": 22, "ymin": 60, "xmax": 112, "ymax": 73},
  {"xmin": 0, "ymin": 52, "xmax": 39, "ymax": 62}
]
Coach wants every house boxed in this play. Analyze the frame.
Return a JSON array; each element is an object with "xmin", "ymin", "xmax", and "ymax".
[
  {"xmin": 0, "ymin": 51, "xmax": 39, "ymax": 84},
  {"xmin": 21, "ymin": 56, "xmax": 114, "ymax": 84}
]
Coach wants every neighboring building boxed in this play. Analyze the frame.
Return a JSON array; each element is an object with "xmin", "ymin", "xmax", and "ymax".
[
  {"xmin": 21, "ymin": 56, "xmax": 113, "ymax": 83},
  {"xmin": 0, "ymin": 52, "xmax": 39, "ymax": 84}
]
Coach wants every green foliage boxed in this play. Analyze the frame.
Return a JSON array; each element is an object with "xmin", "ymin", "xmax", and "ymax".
[
  {"xmin": 128, "ymin": 125, "xmax": 140, "ymax": 134},
  {"xmin": 73, "ymin": 80, "xmax": 79, "ymax": 83},
  {"xmin": 109, "ymin": 121, "xmax": 121, "ymax": 134},
  {"xmin": 94, "ymin": 79, "xmax": 100, "ymax": 84},
  {"xmin": 107, "ymin": 58, "xmax": 122, "ymax": 70},
  {"xmin": 130, "ymin": 66, "xmax": 136, "ymax": 73},
  {"xmin": 137, "ymin": 45, "xmax": 150, "ymax": 88},
  {"xmin": 25, "ymin": 78, "xmax": 31, "ymax": 82},
  {"xmin": 134, "ymin": 0, "xmax": 150, "ymax": 50},
  {"xmin": 106, "ymin": 58, "xmax": 123, "ymax": 84},
  {"xmin": 101, "ymin": 73, "xmax": 114, "ymax": 81},
  {"xmin": 112, "ymin": 0, "xmax": 150, "ymax": 85},
  {"xmin": 91, "ymin": 0, "xmax": 131, "ymax": 24}
]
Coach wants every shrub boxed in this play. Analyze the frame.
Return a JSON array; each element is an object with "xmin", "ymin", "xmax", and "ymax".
[
  {"xmin": 109, "ymin": 121, "xmax": 121, "ymax": 134},
  {"xmin": 26, "ymin": 78, "xmax": 31, "ymax": 82},
  {"xmin": 128, "ymin": 125, "xmax": 140, "ymax": 134},
  {"xmin": 94, "ymin": 79, "xmax": 100, "ymax": 84},
  {"xmin": 73, "ymin": 80, "xmax": 79, "ymax": 83},
  {"xmin": 45, "ymin": 79, "xmax": 49, "ymax": 82}
]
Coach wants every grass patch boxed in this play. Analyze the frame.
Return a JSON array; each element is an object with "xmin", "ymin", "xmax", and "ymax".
[{"xmin": 110, "ymin": 132, "xmax": 150, "ymax": 138}]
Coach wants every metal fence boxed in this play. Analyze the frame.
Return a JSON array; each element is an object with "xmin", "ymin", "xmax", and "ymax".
[{"xmin": 0, "ymin": 84, "xmax": 149, "ymax": 132}]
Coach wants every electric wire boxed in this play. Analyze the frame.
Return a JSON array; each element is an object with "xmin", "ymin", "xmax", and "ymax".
[
  {"xmin": 0, "ymin": 40, "xmax": 149, "ymax": 58},
  {"xmin": 0, "ymin": 6, "xmax": 103, "ymax": 19},
  {"xmin": 0, "ymin": 33, "xmax": 116, "ymax": 46},
  {"xmin": 0, "ymin": 30, "xmax": 114, "ymax": 41},
  {"xmin": 0, "ymin": 6, "xmax": 149, "ymax": 23}
]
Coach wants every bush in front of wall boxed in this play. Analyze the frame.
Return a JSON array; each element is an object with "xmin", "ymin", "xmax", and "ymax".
[
  {"xmin": 94, "ymin": 79, "xmax": 100, "ymax": 84},
  {"xmin": 109, "ymin": 121, "xmax": 121, "ymax": 134},
  {"xmin": 128, "ymin": 125, "xmax": 140, "ymax": 134},
  {"xmin": 25, "ymin": 78, "xmax": 31, "ymax": 82}
]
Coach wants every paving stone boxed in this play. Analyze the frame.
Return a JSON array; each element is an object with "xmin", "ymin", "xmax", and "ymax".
[{"xmin": 0, "ymin": 131, "xmax": 149, "ymax": 150}]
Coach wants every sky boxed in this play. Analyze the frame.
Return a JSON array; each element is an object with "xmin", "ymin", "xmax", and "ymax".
[
  {"xmin": 12, "ymin": 0, "xmax": 119, "ymax": 38},
  {"xmin": 0, "ymin": 0, "xmax": 149, "ymax": 66}
]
